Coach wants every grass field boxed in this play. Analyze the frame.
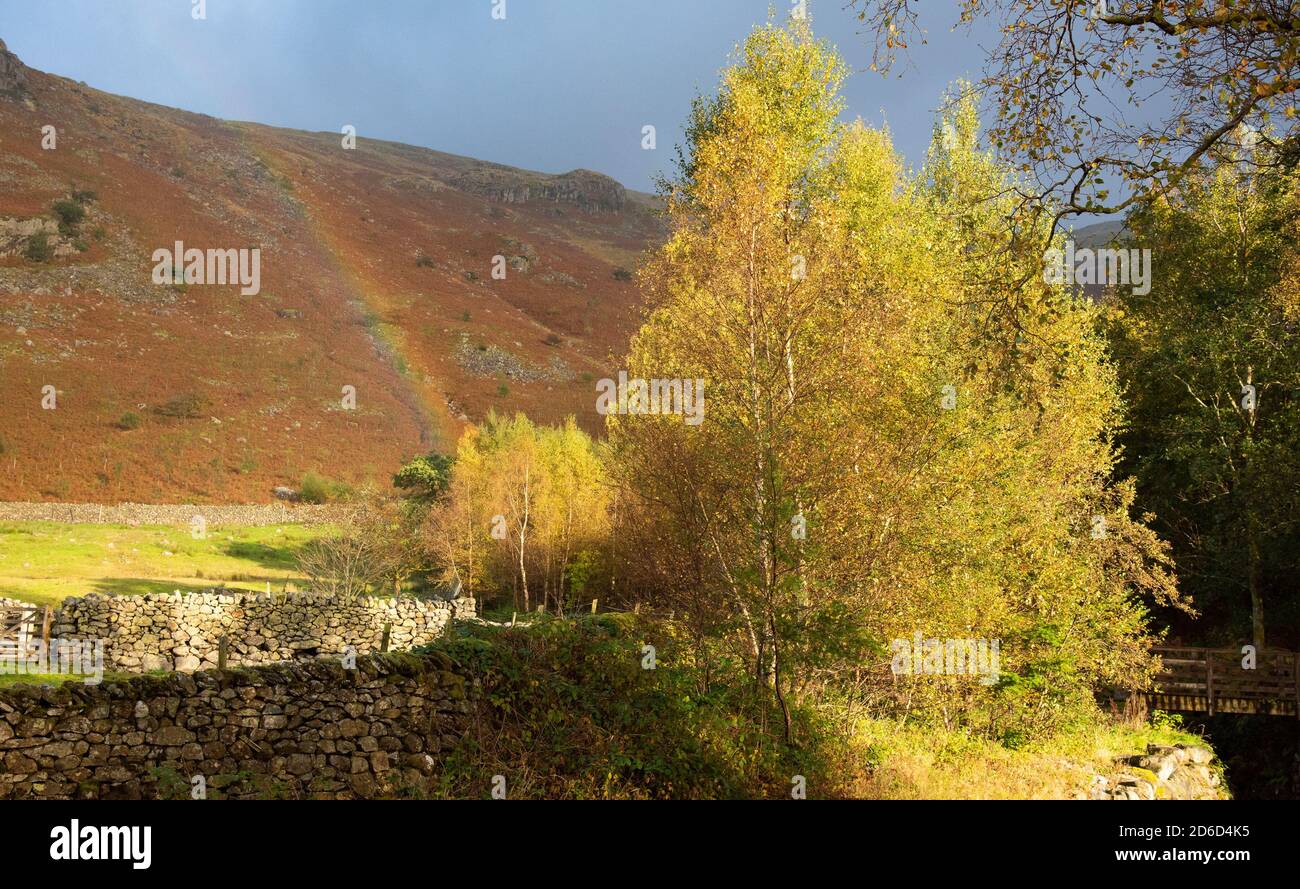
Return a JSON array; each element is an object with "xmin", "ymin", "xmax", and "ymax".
[{"xmin": 0, "ymin": 521, "xmax": 330, "ymax": 606}]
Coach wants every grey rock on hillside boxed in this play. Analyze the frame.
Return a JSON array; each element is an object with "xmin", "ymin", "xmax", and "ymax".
[{"xmin": 0, "ymin": 39, "xmax": 31, "ymax": 101}]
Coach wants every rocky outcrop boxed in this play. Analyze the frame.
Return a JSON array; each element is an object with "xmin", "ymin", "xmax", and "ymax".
[
  {"xmin": 1085, "ymin": 743, "xmax": 1225, "ymax": 800},
  {"xmin": 451, "ymin": 167, "xmax": 628, "ymax": 212},
  {"xmin": 0, "ymin": 216, "xmax": 80, "ymax": 260},
  {"xmin": 453, "ymin": 332, "xmax": 572, "ymax": 383},
  {"xmin": 0, "ymin": 650, "xmax": 476, "ymax": 799},
  {"xmin": 0, "ymin": 39, "xmax": 30, "ymax": 102}
]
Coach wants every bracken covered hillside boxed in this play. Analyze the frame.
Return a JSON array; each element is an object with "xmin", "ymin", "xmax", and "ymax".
[{"xmin": 0, "ymin": 38, "xmax": 663, "ymax": 502}]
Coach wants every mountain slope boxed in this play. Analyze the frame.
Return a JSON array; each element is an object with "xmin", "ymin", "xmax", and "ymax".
[{"xmin": 0, "ymin": 39, "xmax": 663, "ymax": 502}]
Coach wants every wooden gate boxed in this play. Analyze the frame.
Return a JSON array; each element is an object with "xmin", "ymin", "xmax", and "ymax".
[{"xmin": 0, "ymin": 605, "xmax": 47, "ymax": 663}]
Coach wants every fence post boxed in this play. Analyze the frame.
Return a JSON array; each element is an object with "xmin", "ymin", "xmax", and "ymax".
[
  {"xmin": 41, "ymin": 605, "xmax": 52, "ymax": 648},
  {"xmin": 1206, "ymin": 654, "xmax": 1215, "ymax": 717},
  {"xmin": 217, "ymin": 635, "xmax": 229, "ymax": 670},
  {"xmin": 1293, "ymin": 653, "xmax": 1299, "ymax": 721},
  {"xmin": 591, "ymin": 599, "xmax": 598, "ymax": 615},
  {"xmin": 380, "ymin": 623, "xmax": 392, "ymax": 653}
]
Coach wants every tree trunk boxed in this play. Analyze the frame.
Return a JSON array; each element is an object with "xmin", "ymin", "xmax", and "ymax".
[{"xmin": 1249, "ymin": 534, "xmax": 1265, "ymax": 650}]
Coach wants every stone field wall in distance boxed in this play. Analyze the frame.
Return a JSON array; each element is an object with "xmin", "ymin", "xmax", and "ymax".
[
  {"xmin": 0, "ymin": 501, "xmax": 336, "ymax": 527},
  {"xmin": 49, "ymin": 591, "xmax": 476, "ymax": 672}
]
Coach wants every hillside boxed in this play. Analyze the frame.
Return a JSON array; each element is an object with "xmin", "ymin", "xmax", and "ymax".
[{"xmin": 0, "ymin": 38, "xmax": 664, "ymax": 503}]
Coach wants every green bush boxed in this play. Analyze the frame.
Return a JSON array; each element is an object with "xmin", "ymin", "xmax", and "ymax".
[
  {"xmin": 23, "ymin": 233, "xmax": 53, "ymax": 263},
  {"xmin": 417, "ymin": 616, "xmax": 830, "ymax": 799},
  {"xmin": 298, "ymin": 471, "xmax": 350, "ymax": 504},
  {"xmin": 153, "ymin": 393, "xmax": 209, "ymax": 419},
  {"xmin": 51, "ymin": 199, "xmax": 86, "ymax": 235},
  {"xmin": 115, "ymin": 412, "xmax": 142, "ymax": 431},
  {"xmin": 393, "ymin": 452, "xmax": 453, "ymax": 499}
]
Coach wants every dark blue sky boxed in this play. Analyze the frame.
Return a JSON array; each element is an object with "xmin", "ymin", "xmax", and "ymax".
[{"xmin": 2, "ymin": 0, "xmax": 1000, "ymax": 192}]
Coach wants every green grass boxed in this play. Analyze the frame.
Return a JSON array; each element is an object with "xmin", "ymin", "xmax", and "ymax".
[
  {"xmin": 842, "ymin": 713, "xmax": 1210, "ymax": 799},
  {"xmin": 0, "ymin": 521, "xmax": 331, "ymax": 606}
]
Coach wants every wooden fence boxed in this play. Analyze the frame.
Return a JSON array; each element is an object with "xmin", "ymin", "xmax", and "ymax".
[{"xmin": 1146, "ymin": 645, "xmax": 1300, "ymax": 718}]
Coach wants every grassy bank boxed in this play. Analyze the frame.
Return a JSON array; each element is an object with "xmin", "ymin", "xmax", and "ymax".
[
  {"xmin": 418, "ymin": 615, "xmax": 1213, "ymax": 800},
  {"xmin": 0, "ymin": 521, "xmax": 329, "ymax": 605},
  {"xmin": 841, "ymin": 714, "xmax": 1208, "ymax": 799},
  {"xmin": 0, "ymin": 611, "xmax": 1217, "ymax": 799}
]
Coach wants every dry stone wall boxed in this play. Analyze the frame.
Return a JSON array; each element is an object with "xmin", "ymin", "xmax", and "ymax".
[
  {"xmin": 0, "ymin": 651, "xmax": 475, "ymax": 799},
  {"xmin": 0, "ymin": 501, "xmax": 336, "ymax": 526},
  {"xmin": 51, "ymin": 591, "xmax": 476, "ymax": 672}
]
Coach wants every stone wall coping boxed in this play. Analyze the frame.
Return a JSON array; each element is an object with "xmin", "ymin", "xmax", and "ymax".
[{"xmin": 0, "ymin": 648, "xmax": 461, "ymax": 708}]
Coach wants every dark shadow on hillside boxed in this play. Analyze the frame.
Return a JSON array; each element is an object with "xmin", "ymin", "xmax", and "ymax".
[
  {"xmin": 90, "ymin": 578, "xmax": 224, "ymax": 597},
  {"xmin": 217, "ymin": 539, "xmax": 306, "ymax": 571}
]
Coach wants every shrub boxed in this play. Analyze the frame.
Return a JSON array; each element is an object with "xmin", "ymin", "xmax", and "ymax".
[
  {"xmin": 293, "ymin": 500, "xmax": 389, "ymax": 598},
  {"xmin": 153, "ymin": 393, "xmax": 209, "ymax": 419},
  {"xmin": 115, "ymin": 412, "xmax": 142, "ymax": 431},
  {"xmin": 415, "ymin": 254, "xmax": 435, "ymax": 268},
  {"xmin": 393, "ymin": 452, "xmax": 453, "ymax": 499},
  {"xmin": 23, "ymin": 233, "xmax": 53, "ymax": 263},
  {"xmin": 544, "ymin": 333, "xmax": 562, "ymax": 346},
  {"xmin": 297, "ymin": 470, "xmax": 350, "ymax": 504},
  {"xmin": 417, "ymin": 617, "xmax": 832, "ymax": 799},
  {"xmin": 51, "ymin": 199, "xmax": 85, "ymax": 235},
  {"xmin": 612, "ymin": 267, "xmax": 633, "ymax": 281},
  {"xmin": 294, "ymin": 531, "xmax": 384, "ymax": 598}
]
